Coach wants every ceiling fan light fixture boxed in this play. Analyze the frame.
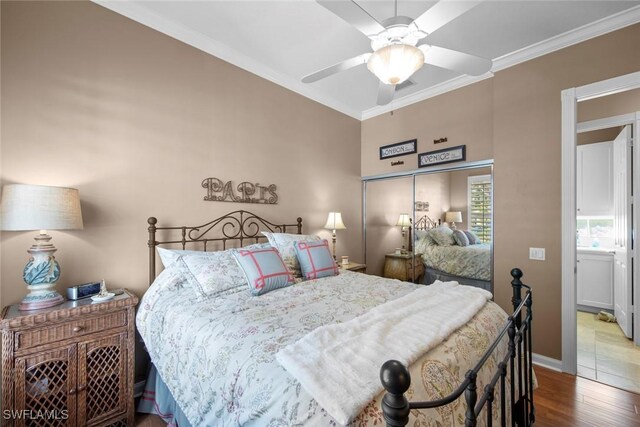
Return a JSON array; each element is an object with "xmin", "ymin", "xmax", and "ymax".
[{"xmin": 367, "ymin": 44, "xmax": 425, "ymax": 85}]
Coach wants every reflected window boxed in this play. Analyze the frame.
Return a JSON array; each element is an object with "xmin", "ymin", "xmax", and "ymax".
[{"xmin": 468, "ymin": 175, "xmax": 492, "ymax": 243}]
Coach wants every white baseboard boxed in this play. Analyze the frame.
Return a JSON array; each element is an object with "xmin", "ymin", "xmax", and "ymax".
[
  {"xmin": 532, "ymin": 353, "xmax": 563, "ymax": 372},
  {"xmin": 134, "ymin": 380, "xmax": 146, "ymax": 398}
]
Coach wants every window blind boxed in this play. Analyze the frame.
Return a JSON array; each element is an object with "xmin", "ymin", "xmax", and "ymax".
[{"xmin": 468, "ymin": 175, "xmax": 492, "ymax": 243}]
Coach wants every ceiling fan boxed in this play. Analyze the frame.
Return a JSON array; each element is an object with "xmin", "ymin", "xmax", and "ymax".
[{"xmin": 302, "ymin": 0, "xmax": 493, "ymax": 106}]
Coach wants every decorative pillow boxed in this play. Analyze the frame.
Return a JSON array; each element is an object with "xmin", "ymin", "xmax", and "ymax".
[
  {"xmin": 452, "ymin": 229, "xmax": 470, "ymax": 247},
  {"xmin": 415, "ymin": 229, "xmax": 435, "ymax": 245},
  {"xmin": 415, "ymin": 229, "xmax": 428, "ymax": 240},
  {"xmin": 233, "ymin": 247, "xmax": 295, "ymax": 296},
  {"xmin": 464, "ymin": 230, "xmax": 481, "ymax": 245},
  {"xmin": 244, "ymin": 242, "xmax": 272, "ymax": 250},
  {"xmin": 180, "ymin": 250, "xmax": 248, "ymax": 299},
  {"xmin": 262, "ymin": 232, "xmax": 321, "ymax": 277},
  {"xmin": 294, "ymin": 239, "xmax": 339, "ymax": 280},
  {"xmin": 429, "ymin": 226, "xmax": 456, "ymax": 246},
  {"xmin": 157, "ymin": 247, "xmax": 207, "ymax": 267}
]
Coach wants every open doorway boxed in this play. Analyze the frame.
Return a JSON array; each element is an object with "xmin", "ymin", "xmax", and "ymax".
[
  {"xmin": 561, "ymin": 71, "xmax": 640, "ymax": 384},
  {"xmin": 575, "ymin": 119, "xmax": 640, "ymax": 393}
]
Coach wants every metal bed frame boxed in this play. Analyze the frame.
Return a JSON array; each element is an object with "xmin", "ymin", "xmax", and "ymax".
[
  {"xmin": 147, "ymin": 210, "xmax": 302, "ymax": 284},
  {"xmin": 380, "ymin": 268, "xmax": 534, "ymax": 427},
  {"xmin": 145, "ymin": 211, "xmax": 534, "ymax": 426}
]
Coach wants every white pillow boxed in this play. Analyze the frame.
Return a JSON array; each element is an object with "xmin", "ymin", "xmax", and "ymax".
[
  {"xmin": 157, "ymin": 242, "xmax": 271, "ymax": 268},
  {"xmin": 261, "ymin": 232, "xmax": 321, "ymax": 277},
  {"xmin": 180, "ymin": 250, "xmax": 248, "ymax": 299},
  {"xmin": 156, "ymin": 247, "xmax": 205, "ymax": 267}
]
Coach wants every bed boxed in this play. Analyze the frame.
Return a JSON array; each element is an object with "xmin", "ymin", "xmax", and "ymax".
[
  {"xmin": 137, "ymin": 210, "xmax": 534, "ymax": 427},
  {"xmin": 414, "ymin": 215, "xmax": 492, "ymax": 291}
]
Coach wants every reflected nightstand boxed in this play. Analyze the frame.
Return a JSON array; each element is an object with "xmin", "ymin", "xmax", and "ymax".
[
  {"xmin": 383, "ymin": 253, "xmax": 424, "ymax": 283},
  {"xmin": 339, "ymin": 262, "xmax": 367, "ymax": 273}
]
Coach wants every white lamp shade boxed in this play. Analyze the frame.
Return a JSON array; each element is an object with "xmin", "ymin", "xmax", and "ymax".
[
  {"xmin": 367, "ymin": 44, "xmax": 425, "ymax": 85},
  {"xmin": 396, "ymin": 213, "xmax": 412, "ymax": 227},
  {"xmin": 324, "ymin": 212, "xmax": 346, "ymax": 230},
  {"xmin": 445, "ymin": 211, "xmax": 462, "ymax": 223},
  {"xmin": 1, "ymin": 184, "xmax": 84, "ymax": 231}
]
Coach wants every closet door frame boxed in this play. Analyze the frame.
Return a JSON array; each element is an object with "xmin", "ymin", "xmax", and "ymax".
[{"xmin": 362, "ymin": 159, "xmax": 494, "ymax": 284}]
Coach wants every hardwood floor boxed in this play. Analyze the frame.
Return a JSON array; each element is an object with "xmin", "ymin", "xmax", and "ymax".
[
  {"xmin": 534, "ymin": 365, "xmax": 640, "ymax": 427},
  {"xmin": 134, "ymin": 366, "xmax": 640, "ymax": 426}
]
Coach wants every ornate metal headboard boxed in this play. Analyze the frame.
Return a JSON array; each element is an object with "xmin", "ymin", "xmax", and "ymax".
[
  {"xmin": 414, "ymin": 214, "xmax": 440, "ymax": 231},
  {"xmin": 147, "ymin": 210, "xmax": 303, "ymax": 285}
]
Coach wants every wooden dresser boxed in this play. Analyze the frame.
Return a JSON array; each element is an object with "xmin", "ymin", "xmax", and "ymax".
[
  {"xmin": 383, "ymin": 253, "xmax": 425, "ymax": 283},
  {"xmin": 1, "ymin": 291, "xmax": 138, "ymax": 427}
]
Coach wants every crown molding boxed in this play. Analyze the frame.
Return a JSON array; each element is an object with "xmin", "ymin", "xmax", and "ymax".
[
  {"xmin": 94, "ymin": 1, "xmax": 640, "ymax": 122},
  {"xmin": 360, "ymin": 72, "xmax": 494, "ymax": 120},
  {"xmin": 92, "ymin": 0, "xmax": 363, "ymax": 120},
  {"xmin": 492, "ymin": 5, "xmax": 640, "ymax": 72}
]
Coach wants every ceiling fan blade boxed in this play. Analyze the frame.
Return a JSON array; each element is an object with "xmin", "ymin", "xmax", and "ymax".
[
  {"xmin": 412, "ymin": 0, "xmax": 482, "ymax": 35},
  {"xmin": 421, "ymin": 45, "xmax": 492, "ymax": 76},
  {"xmin": 377, "ymin": 82, "xmax": 396, "ymax": 106},
  {"xmin": 317, "ymin": 0, "xmax": 385, "ymax": 37},
  {"xmin": 302, "ymin": 53, "xmax": 371, "ymax": 83}
]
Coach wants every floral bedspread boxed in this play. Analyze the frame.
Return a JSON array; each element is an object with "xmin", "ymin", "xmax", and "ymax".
[
  {"xmin": 416, "ymin": 239, "xmax": 492, "ymax": 281},
  {"xmin": 137, "ymin": 270, "xmax": 510, "ymax": 426}
]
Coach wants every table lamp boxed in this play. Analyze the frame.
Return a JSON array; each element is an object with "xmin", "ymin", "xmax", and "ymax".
[
  {"xmin": 396, "ymin": 213, "xmax": 412, "ymax": 253},
  {"xmin": 445, "ymin": 211, "xmax": 462, "ymax": 230},
  {"xmin": 324, "ymin": 212, "xmax": 346, "ymax": 260},
  {"xmin": 1, "ymin": 184, "xmax": 84, "ymax": 310}
]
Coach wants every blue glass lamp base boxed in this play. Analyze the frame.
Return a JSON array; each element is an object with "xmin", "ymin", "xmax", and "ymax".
[{"xmin": 20, "ymin": 232, "xmax": 65, "ymax": 311}]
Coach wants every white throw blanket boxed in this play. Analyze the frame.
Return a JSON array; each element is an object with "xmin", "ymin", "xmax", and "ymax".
[{"xmin": 276, "ymin": 280, "xmax": 492, "ymax": 425}]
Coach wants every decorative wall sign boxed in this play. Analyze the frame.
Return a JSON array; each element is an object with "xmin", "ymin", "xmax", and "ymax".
[
  {"xmin": 202, "ymin": 178, "xmax": 278, "ymax": 204},
  {"xmin": 380, "ymin": 139, "xmax": 417, "ymax": 160},
  {"xmin": 391, "ymin": 160, "xmax": 404, "ymax": 166},
  {"xmin": 415, "ymin": 201, "xmax": 430, "ymax": 212},
  {"xmin": 433, "ymin": 137, "xmax": 448, "ymax": 144},
  {"xmin": 418, "ymin": 145, "xmax": 466, "ymax": 168}
]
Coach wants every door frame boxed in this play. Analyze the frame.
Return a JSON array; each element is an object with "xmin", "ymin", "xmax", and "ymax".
[{"xmin": 561, "ymin": 70, "xmax": 640, "ymax": 374}]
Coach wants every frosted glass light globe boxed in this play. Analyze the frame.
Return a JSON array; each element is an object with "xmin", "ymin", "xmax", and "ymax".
[{"xmin": 367, "ymin": 44, "xmax": 425, "ymax": 85}]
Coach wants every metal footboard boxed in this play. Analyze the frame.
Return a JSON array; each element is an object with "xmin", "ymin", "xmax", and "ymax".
[{"xmin": 380, "ymin": 268, "xmax": 535, "ymax": 427}]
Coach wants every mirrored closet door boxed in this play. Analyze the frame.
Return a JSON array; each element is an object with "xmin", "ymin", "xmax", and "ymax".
[{"xmin": 363, "ymin": 163, "xmax": 494, "ymax": 292}]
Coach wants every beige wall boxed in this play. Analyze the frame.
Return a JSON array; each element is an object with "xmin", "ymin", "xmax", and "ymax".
[
  {"xmin": 578, "ymin": 88, "xmax": 640, "ymax": 122},
  {"xmin": 415, "ymin": 172, "xmax": 451, "ymax": 224},
  {"xmin": 362, "ymin": 79, "xmax": 494, "ymax": 177},
  {"xmin": 365, "ymin": 177, "xmax": 413, "ymax": 276},
  {"xmin": 363, "ymin": 24, "xmax": 640, "ymax": 359},
  {"xmin": 0, "ymin": 1, "xmax": 362, "ymax": 312},
  {"xmin": 577, "ymin": 127, "xmax": 621, "ymax": 146}
]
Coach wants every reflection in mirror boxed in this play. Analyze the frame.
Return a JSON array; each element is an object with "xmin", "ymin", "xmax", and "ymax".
[
  {"xmin": 413, "ymin": 166, "xmax": 493, "ymax": 292},
  {"xmin": 364, "ymin": 176, "xmax": 413, "ymax": 278}
]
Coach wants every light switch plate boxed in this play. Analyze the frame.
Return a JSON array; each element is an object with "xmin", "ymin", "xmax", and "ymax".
[{"xmin": 529, "ymin": 247, "xmax": 545, "ymax": 261}]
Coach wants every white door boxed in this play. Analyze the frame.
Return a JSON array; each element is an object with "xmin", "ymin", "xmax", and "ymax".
[
  {"xmin": 577, "ymin": 142, "xmax": 614, "ymax": 216},
  {"xmin": 613, "ymin": 125, "xmax": 633, "ymax": 338}
]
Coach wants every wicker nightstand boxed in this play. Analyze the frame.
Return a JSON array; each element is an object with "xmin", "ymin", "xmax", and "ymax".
[
  {"xmin": 1, "ymin": 290, "xmax": 138, "ymax": 427},
  {"xmin": 383, "ymin": 253, "xmax": 424, "ymax": 283},
  {"xmin": 340, "ymin": 262, "xmax": 367, "ymax": 273}
]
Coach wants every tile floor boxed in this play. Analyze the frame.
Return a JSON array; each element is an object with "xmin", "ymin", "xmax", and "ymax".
[{"xmin": 577, "ymin": 310, "xmax": 640, "ymax": 393}]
